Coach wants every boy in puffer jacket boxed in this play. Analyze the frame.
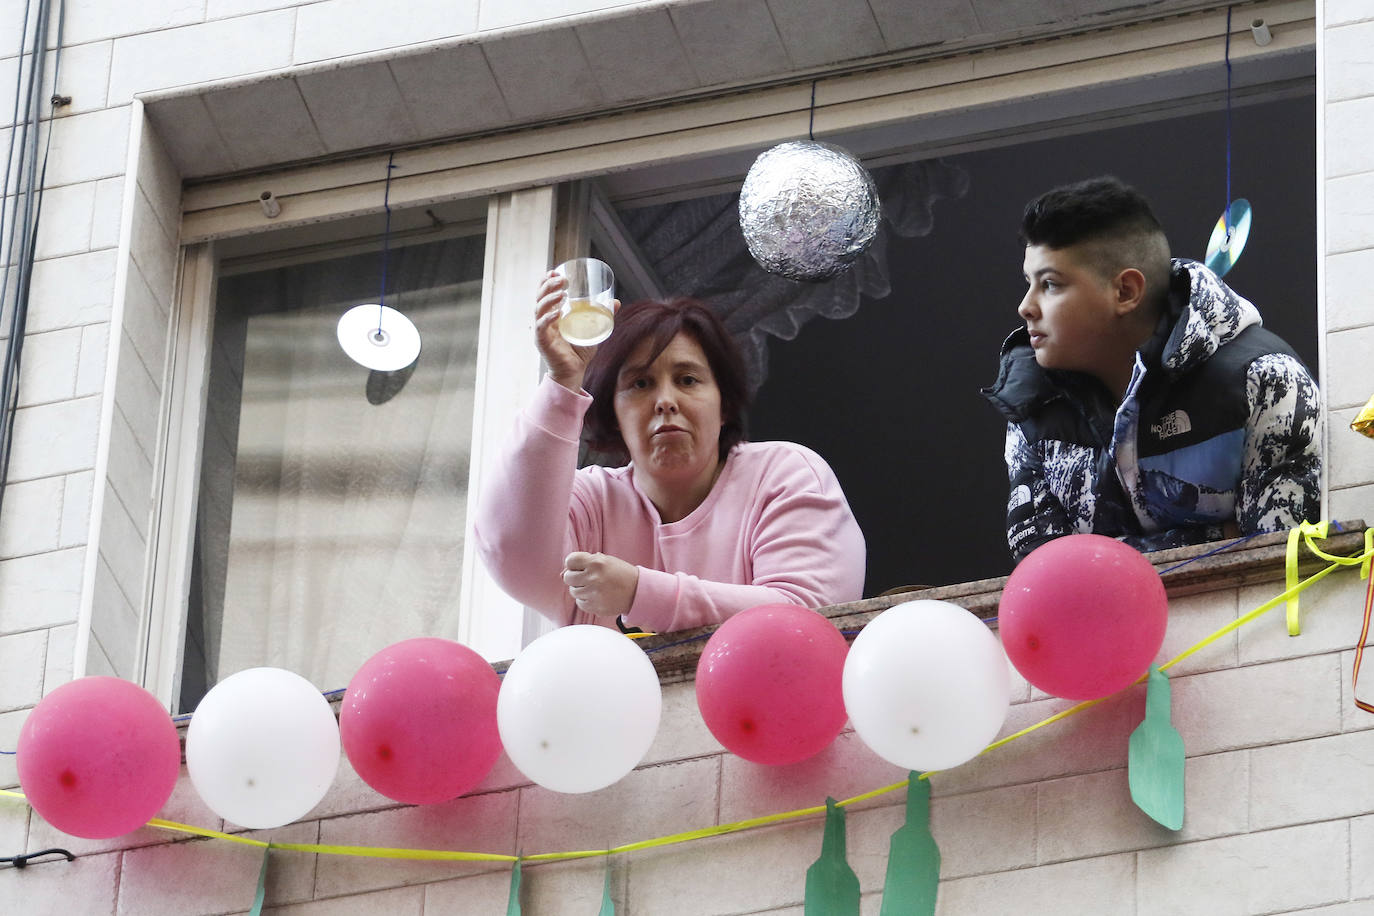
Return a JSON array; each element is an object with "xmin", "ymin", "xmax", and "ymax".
[{"xmin": 982, "ymin": 176, "xmax": 1322, "ymax": 562}]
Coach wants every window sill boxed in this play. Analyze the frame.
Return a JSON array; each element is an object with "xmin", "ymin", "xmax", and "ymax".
[{"xmin": 638, "ymin": 520, "xmax": 1370, "ymax": 684}]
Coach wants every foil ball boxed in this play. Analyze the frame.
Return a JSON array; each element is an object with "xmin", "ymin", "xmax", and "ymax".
[{"xmin": 738, "ymin": 140, "xmax": 881, "ymax": 282}]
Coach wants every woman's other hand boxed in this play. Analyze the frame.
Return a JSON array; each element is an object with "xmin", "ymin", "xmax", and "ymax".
[
  {"xmin": 535, "ymin": 272, "xmax": 617, "ymax": 393},
  {"xmin": 562, "ymin": 551, "xmax": 640, "ymax": 619}
]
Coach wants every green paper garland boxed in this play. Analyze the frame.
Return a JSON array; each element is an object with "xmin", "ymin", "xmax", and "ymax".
[
  {"xmin": 249, "ymin": 844, "xmax": 270, "ymax": 916},
  {"xmin": 881, "ymin": 776, "xmax": 940, "ymax": 915},
  {"xmin": 506, "ymin": 860, "xmax": 522, "ymax": 915},
  {"xmin": 599, "ymin": 859, "xmax": 616, "ymax": 915},
  {"xmin": 805, "ymin": 798, "xmax": 860, "ymax": 915},
  {"xmin": 1128, "ymin": 666, "xmax": 1186, "ymax": 830}
]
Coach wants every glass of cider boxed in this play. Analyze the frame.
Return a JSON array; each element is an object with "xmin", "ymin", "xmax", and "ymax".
[{"xmin": 555, "ymin": 257, "xmax": 616, "ymax": 346}]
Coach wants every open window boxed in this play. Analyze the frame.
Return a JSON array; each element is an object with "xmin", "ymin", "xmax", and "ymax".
[{"xmin": 587, "ymin": 94, "xmax": 1317, "ymax": 594}]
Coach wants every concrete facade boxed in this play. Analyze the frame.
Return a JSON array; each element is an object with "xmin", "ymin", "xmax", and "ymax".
[{"xmin": 1, "ymin": 0, "xmax": 1372, "ymax": 912}]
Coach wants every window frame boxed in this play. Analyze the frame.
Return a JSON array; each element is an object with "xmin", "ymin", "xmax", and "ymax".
[{"xmin": 144, "ymin": 190, "xmax": 554, "ymax": 708}]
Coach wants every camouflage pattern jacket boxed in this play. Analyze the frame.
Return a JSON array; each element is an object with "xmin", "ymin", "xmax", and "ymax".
[{"xmin": 982, "ymin": 259, "xmax": 1323, "ymax": 562}]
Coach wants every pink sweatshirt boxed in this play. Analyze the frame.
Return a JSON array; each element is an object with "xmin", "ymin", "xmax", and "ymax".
[{"xmin": 473, "ymin": 376, "xmax": 867, "ymax": 631}]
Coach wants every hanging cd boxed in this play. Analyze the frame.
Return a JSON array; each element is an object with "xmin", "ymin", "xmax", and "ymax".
[
  {"xmin": 1204, "ymin": 199, "xmax": 1251, "ymax": 278},
  {"xmin": 337, "ymin": 304, "xmax": 421, "ymax": 372}
]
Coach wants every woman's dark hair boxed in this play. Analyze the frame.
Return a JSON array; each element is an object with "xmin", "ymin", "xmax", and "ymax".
[{"xmin": 582, "ymin": 297, "xmax": 750, "ymax": 463}]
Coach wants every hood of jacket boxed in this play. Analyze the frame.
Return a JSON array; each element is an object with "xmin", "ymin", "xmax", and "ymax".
[
  {"xmin": 982, "ymin": 258, "xmax": 1262, "ymax": 422},
  {"xmin": 1156, "ymin": 258, "xmax": 1263, "ymax": 375}
]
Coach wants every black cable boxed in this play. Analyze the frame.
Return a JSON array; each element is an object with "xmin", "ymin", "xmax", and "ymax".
[
  {"xmin": 1, "ymin": 847, "xmax": 75, "ymax": 869},
  {"xmin": 0, "ymin": 0, "xmax": 63, "ymax": 519},
  {"xmin": 0, "ymin": 0, "xmax": 35, "ymax": 301}
]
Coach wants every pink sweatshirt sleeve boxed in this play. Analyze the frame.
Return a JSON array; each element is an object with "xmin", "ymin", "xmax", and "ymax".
[
  {"xmin": 623, "ymin": 445, "xmax": 867, "ymax": 632},
  {"xmin": 471, "ymin": 376, "xmax": 591, "ymax": 626}
]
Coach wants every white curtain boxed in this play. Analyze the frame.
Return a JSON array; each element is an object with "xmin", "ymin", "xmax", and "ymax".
[{"xmin": 181, "ymin": 233, "xmax": 483, "ymax": 711}]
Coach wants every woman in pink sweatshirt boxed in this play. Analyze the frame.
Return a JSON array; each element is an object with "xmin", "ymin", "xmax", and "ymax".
[{"xmin": 472, "ymin": 272, "xmax": 867, "ymax": 632}]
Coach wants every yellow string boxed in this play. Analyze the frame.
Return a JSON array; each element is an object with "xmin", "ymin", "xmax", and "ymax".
[
  {"xmin": 1300, "ymin": 522, "xmax": 1363, "ymax": 567},
  {"xmin": 1286, "ymin": 521, "xmax": 1369, "ymax": 635},
  {"xmin": 3, "ymin": 533, "xmax": 1370, "ymax": 866},
  {"xmin": 1285, "ymin": 521, "xmax": 1326, "ymax": 635}
]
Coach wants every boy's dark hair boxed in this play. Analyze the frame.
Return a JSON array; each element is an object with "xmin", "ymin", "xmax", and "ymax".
[
  {"xmin": 582, "ymin": 297, "xmax": 750, "ymax": 463},
  {"xmin": 1021, "ymin": 176, "xmax": 1172, "ymax": 308}
]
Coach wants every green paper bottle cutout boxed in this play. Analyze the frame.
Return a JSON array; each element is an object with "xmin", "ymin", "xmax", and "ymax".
[
  {"xmin": 880, "ymin": 775, "xmax": 940, "ymax": 916},
  {"xmin": 1128, "ymin": 665, "xmax": 1185, "ymax": 830},
  {"xmin": 805, "ymin": 798, "xmax": 861, "ymax": 916},
  {"xmin": 506, "ymin": 860, "xmax": 523, "ymax": 916},
  {"xmin": 599, "ymin": 859, "xmax": 615, "ymax": 916},
  {"xmin": 248, "ymin": 844, "xmax": 271, "ymax": 916}
]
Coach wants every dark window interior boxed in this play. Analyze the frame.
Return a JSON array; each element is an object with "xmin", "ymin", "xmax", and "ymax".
[
  {"xmin": 748, "ymin": 93, "xmax": 1317, "ymax": 594},
  {"xmin": 607, "ymin": 89, "xmax": 1316, "ymax": 596}
]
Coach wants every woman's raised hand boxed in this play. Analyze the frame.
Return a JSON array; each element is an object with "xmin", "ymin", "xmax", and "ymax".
[{"xmin": 535, "ymin": 272, "xmax": 617, "ymax": 393}]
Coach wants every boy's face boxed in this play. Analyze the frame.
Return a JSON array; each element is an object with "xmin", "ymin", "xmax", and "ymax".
[{"xmin": 1018, "ymin": 243, "xmax": 1121, "ymax": 377}]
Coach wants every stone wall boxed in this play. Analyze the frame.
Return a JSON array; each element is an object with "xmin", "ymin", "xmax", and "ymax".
[{"xmin": 3, "ymin": 0, "xmax": 1374, "ymax": 912}]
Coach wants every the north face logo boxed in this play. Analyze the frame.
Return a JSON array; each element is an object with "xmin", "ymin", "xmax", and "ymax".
[{"xmin": 1151, "ymin": 409, "xmax": 1192, "ymax": 439}]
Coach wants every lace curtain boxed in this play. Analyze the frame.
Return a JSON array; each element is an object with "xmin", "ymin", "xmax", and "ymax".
[
  {"xmin": 181, "ymin": 233, "xmax": 484, "ymax": 712},
  {"xmin": 618, "ymin": 158, "xmax": 970, "ymax": 390}
]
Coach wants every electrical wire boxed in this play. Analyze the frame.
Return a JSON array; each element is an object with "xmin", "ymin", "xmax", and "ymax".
[{"xmin": 0, "ymin": 0, "xmax": 65, "ymax": 520}]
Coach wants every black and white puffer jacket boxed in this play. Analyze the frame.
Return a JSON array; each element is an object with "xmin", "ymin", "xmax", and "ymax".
[{"xmin": 982, "ymin": 259, "xmax": 1323, "ymax": 562}]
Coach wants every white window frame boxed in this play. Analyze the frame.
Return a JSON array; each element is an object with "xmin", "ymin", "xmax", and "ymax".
[{"xmin": 144, "ymin": 189, "xmax": 554, "ymax": 705}]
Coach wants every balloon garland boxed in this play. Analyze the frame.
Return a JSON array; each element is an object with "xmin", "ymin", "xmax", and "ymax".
[{"xmin": 3, "ymin": 525, "xmax": 1371, "ymax": 909}]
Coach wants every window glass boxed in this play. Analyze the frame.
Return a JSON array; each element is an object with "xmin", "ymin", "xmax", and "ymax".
[{"xmin": 180, "ymin": 231, "xmax": 484, "ymax": 712}]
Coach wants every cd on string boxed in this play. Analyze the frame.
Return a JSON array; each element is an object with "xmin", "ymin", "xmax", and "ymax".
[
  {"xmin": 337, "ymin": 304, "xmax": 421, "ymax": 372},
  {"xmin": 1204, "ymin": 199, "xmax": 1251, "ymax": 278}
]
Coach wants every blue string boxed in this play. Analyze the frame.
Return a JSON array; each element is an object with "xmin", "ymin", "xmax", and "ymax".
[
  {"xmin": 377, "ymin": 152, "xmax": 397, "ymax": 333},
  {"xmin": 644, "ymin": 633, "xmax": 713, "ymax": 655},
  {"xmin": 1157, "ymin": 531, "xmax": 1262, "ymax": 575},
  {"xmin": 1223, "ymin": 5, "xmax": 1233, "ymax": 236},
  {"xmin": 808, "ymin": 80, "xmax": 817, "ymax": 141}
]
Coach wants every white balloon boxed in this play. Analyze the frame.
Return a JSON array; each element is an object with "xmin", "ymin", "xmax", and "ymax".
[
  {"xmin": 498, "ymin": 625, "xmax": 662, "ymax": 793},
  {"xmin": 186, "ymin": 667, "xmax": 340, "ymax": 828},
  {"xmin": 843, "ymin": 600, "xmax": 1010, "ymax": 772}
]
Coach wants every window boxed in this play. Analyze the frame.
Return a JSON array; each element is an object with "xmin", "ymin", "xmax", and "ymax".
[
  {"xmin": 595, "ymin": 91, "xmax": 1317, "ymax": 593},
  {"xmin": 177, "ymin": 226, "xmax": 486, "ymax": 712},
  {"xmin": 145, "ymin": 4, "xmax": 1317, "ymax": 705}
]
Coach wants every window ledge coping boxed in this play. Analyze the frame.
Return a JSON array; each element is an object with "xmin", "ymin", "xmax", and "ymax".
[{"xmin": 637, "ymin": 520, "xmax": 1369, "ymax": 684}]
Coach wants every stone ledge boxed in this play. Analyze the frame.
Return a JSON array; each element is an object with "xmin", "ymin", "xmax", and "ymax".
[{"xmin": 639, "ymin": 521, "xmax": 1370, "ymax": 684}]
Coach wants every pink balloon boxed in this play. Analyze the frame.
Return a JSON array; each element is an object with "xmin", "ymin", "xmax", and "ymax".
[
  {"xmin": 999, "ymin": 534, "xmax": 1168, "ymax": 700},
  {"xmin": 695, "ymin": 604, "xmax": 849, "ymax": 766},
  {"xmin": 340, "ymin": 638, "xmax": 502, "ymax": 805},
  {"xmin": 17, "ymin": 677, "xmax": 180, "ymax": 839}
]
